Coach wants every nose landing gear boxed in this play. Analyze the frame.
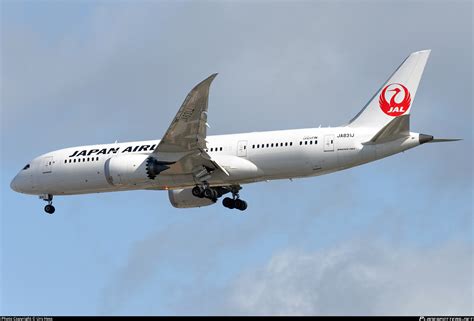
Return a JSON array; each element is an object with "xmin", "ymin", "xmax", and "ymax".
[
  {"xmin": 44, "ymin": 204, "xmax": 55, "ymax": 214},
  {"xmin": 40, "ymin": 194, "xmax": 55, "ymax": 214}
]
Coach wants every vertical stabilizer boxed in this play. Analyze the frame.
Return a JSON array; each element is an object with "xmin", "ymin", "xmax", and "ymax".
[{"xmin": 348, "ymin": 50, "xmax": 430, "ymax": 129}]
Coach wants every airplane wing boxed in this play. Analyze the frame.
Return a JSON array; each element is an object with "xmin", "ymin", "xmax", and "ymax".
[
  {"xmin": 155, "ymin": 73, "xmax": 217, "ymax": 153},
  {"xmin": 153, "ymin": 74, "xmax": 229, "ymax": 182}
]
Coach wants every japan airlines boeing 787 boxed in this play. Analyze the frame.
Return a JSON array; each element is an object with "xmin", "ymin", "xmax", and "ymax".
[{"xmin": 11, "ymin": 50, "xmax": 460, "ymax": 214}]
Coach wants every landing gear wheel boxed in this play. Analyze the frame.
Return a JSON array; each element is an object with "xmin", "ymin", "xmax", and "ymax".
[
  {"xmin": 223, "ymin": 197, "xmax": 235, "ymax": 209},
  {"xmin": 40, "ymin": 194, "xmax": 55, "ymax": 214},
  {"xmin": 203, "ymin": 188, "xmax": 216, "ymax": 199},
  {"xmin": 44, "ymin": 204, "xmax": 55, "ymax": 214},
  {"xmin": 235, "ymin": 199, "xmax": 248, "ymax": 211},
  {"xmin": 192, "ymin": 186, "xmax": 204, "ymax": 198}
]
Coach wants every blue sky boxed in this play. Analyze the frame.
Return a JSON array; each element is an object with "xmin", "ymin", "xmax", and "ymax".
[{"xmin": 1, "ymin": 0, "xmax": 472, "ymax": 315}]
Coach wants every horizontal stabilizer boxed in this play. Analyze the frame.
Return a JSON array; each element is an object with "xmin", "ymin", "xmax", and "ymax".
[{"xmin": 364, "ymin": 115, "xmax": 410, "ymax": 144}]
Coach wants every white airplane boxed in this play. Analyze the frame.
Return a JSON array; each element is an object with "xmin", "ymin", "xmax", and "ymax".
[{"xmin": 11, "ymin": 50, "xmax": 459, "ymax": 214}]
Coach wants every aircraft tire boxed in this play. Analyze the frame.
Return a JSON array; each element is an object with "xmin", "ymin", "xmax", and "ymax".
[
  {"xmin": 203, "ymin": 188, "xmax": 215, "ymax": 199},
  {"xmin": 44, "ymin": 204, "xmax": 55, "ymax": 214},
  {"xmin": 235, "ymin": 199, "xmax": 247, "ymax": 211},
  {"xmin": 192, "ymin": 186, "xmax": 204, "ymax": 198},
  {"xmin": 223, "ymin": 197, "xmax": 235, "ymax": 209}
]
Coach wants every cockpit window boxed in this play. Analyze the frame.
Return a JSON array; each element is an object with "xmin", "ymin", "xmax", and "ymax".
[{"xmin": 22, "ymin": 164, "xmax": 30, "ymax": 170}]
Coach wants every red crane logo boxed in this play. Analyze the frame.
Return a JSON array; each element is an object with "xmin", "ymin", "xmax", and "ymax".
[{"xmin": 379, "ymin": 83, "xmax": 411, "ymax": 116}]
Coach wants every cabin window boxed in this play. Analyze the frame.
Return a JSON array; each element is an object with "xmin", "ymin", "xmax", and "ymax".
[
  {"xmin": 271, "ymin": 143, "xmax": 274, "ymax": 147},
  {"xmin": 64, "ymin": 160, "xmax": 67, "ymax": 164},
  {"xmin": 299, "ymin": 141, "xmax": 302, "ymax": 145},
  {"xmin": 265, "ymin": 144, "xmax": 268, "ymax": 148},
  {"xmin": 310, "ymin": 141, "xmax": 313, "ymax": 145},
  {"xmin": 252, "ymin": 145, "xmax": 255, "ymax": 149},
  {"xmin": 290, "ymin": 142, "xmax": 293, "ymax": 146},
  {"xmin": 96, "ymin": 157, "xmax": 99, "ymax": 161},
  {"xmin": 74, "ymin": 159, "xmax": 76, "ymax": 163},
  {"xmin": 305, "ymin": 141, "xmax": 308, "ymax": 145},
  {"xmin": 285, "ymin": 142, "xmax": 288, "ymax": 146},
  {"xmin": 220, "ymin": 147, "xmax": 223, "ymax": 151}
]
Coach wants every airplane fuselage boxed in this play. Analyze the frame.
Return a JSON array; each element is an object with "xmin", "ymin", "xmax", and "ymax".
[
  {"xmin": 11, "ymin": 126, "xmax": 421, "ymax": 197},
  {"xmin": 12, "ymin": 50, "xmax": 452, "ymax": 213}
]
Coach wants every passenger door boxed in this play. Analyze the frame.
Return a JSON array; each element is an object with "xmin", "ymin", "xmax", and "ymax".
[
  {"xmin": 237, "ymin": 140, "xmax": 248, "ymax": 157},
  {"xmin": 324, "ymin": 135, "xmax": 335, "ymax": 152},
  {"xmin": 42, "ymin": 156, "xmax": 54, "ymax": 174}
]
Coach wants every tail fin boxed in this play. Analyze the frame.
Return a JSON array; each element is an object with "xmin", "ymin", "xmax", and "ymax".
[{"xmin": 348, "ymin": 50, "xmax": 431, "ymax": 129}]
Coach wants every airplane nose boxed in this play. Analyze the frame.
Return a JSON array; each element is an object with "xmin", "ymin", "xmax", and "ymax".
[{"xmin": 10, "ymin": 175, "xmax": 20, "ymax": 192}]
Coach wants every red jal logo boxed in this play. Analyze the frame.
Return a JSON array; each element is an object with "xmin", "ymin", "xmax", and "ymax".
[{"xmin": 379, "ymin": 83, "xmax": 411, "ymax": 116}]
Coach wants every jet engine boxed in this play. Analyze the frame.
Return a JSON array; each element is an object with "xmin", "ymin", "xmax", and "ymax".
[
  {"xmin": 104, "ymin": 154, "xmax": 172, "ymax": 186},
  {"xmin": 168, "ymin": 188, "xmax": 215, "ymax": 208}
]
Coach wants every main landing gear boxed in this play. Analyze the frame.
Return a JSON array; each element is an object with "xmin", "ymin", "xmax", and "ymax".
[
  {"xmin": 222, "ymin": 186, "xmax": 247, "ymax": 211},
  {"xmin": 192, "ymin": 185, "xmax": 220, "ymax": 202},
  {"xmin": 40, "ymin": 194, "xmax": 55, "ymax": 214},
  {"xmin": 222, "ymin": 197, "xmax": 247, "ymax": 211},
  {"xmin": 192, "ymin": 184, "xmax": 248, "ymax": 211}
]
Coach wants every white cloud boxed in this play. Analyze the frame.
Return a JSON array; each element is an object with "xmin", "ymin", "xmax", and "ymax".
[{"xmin": 221, "ymin": 241, "xmax": 473, "ymax": 315}]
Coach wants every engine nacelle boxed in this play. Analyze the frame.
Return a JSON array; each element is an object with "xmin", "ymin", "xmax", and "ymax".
[
  {"xmin": 104, "ymin": 154, "xmax": 171, "ymax": 186},
  {"xmin": 168, "ymin": 188, "xmax": 215, "ymax": 208}
]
